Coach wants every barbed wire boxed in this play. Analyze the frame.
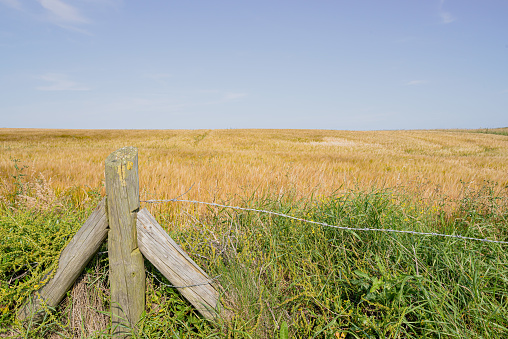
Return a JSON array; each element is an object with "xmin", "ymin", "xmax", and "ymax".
[
  {"xmin": 141, "ymin": 198, "xmax": 508, "ymax": 245},
  {"xmin": 145, "ymin": 269, "xmax": 221, "ymax": 289}
]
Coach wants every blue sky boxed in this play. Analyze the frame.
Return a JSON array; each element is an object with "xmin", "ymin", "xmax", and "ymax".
[{"xmin": 1, "ymin": 0, "xmax": 507, "ymax": 130}]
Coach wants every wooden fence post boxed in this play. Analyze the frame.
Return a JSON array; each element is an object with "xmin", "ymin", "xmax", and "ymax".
[
  {"xmin": 17, "ymin": 146, "xmax": 226, "ymax": 331},
  {"xmin": 105, "ymin": 147, "xmax": 145, "ymax": 338}
]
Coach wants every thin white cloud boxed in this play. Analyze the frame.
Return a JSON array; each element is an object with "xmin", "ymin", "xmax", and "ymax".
[
  {"xmin": 1, "ymin": 0, "xmax": 92, "ymax": 33},
  {"xmin": 439, "ymin": 11, "xmax": 455, "ymax": 24},
  {"xmin": 36, "ymin": 73, "xmax": 90, "ymax": 91},
  {"xmin": 406, "ymin": 80, "xmax": 427, "ymax": 86},
  {"xmin": 439, "ymin": 0, "xmax": 456, "ymax": 24},
  {"xmin": 94, "ymin": 90, "xmax": 246, "ymax": 116},
  {"xmin": 37, "ymin": 0, "xmax": 88, "ymax": 24},
  {"xmin": 2, "ymin": 0, "xmax": 107, "ymax": 33},
  {"xmin": 0, "ymin": 0, "xmax": 21, "ymax": 9},
  {"xmin": 53, "ymin": 23, "xmax": 93, "ymax": 35}
]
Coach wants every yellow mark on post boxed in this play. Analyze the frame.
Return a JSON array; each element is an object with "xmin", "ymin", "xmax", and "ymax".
[
  {"xmin": 116, "ymin": 161, "xmax": 133, "ymax": 186},
  {"xmin": 117, "ymin": 163, "xmax": 127, "ymax": 186}
]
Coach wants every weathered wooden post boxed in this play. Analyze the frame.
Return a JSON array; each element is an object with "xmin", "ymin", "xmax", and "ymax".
[{"xmin": 105, "ymin": 147, "xmax": 145, "ymax": 338}]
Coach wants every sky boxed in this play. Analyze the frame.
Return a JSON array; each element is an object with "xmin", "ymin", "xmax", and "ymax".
[{"xmin": 0, "ymin": 0, "xmax": 507, "ymax": 130}]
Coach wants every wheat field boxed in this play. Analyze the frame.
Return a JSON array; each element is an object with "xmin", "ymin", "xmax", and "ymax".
[
  {"xmin": 1, "ymin": 128, "xmax": 507, "ymax": 206},
  {"xmin": 2, "ymin": 127, "xmax": 508, "ymax": 338}
]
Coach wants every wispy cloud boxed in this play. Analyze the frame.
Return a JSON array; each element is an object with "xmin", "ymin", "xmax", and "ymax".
[
  {"xmin": 37, "ymin": 0, "xmax": 88, "ymax": 24},
  {"xmin": 2, "ymin": 0, "xmax": 94, "ymax": 32},
  {"xmin": 439, "ymin": 0, "xmax": 456, "ymax": 24},
  {"xmin": 36, "ymin": 73, "xmax": 90, "ymax": 91},
  {"xmin": 0, "ymin": 0, "xmax": 22, "ymax": 10},
  {"xmin": 406, "ymin": 80, "xmax": 427, "ymax": 86},
  {"xmin": 95, "ymin": 90, "xmax": 247, "ymax": 116}
]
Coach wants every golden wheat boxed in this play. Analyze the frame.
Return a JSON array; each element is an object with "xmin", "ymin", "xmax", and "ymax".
[{"xmin": 1, "ymin": 128, "xmax": 507, "ymax": 206}]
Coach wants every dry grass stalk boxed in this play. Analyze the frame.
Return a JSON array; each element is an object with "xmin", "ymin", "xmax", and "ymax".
[
  {"xmin": 17, "ymin": 173, "xmax": 63, "ymax": 212},
  {"xmin": 56, "ymin": 261, "xmax": 109, "ymax": 339},
  {"xmin": 68, "ymin": 276, "xmax": 108, "ymax": 338}
]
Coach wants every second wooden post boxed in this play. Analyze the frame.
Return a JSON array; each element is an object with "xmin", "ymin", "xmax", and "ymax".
[{"xmin": 105, "ymin": 147, "xmax": 145, "ymax": 338}]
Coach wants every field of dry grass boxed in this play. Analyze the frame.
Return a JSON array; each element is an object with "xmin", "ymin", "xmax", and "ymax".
[
  {"xmin": 1, "ymin": 128, "xmax": 507, "ymax": 207},
  {"xmin": 2, "ymin": 128, "xmax": 508, "ymax": 338},
  {"xmin": 0, "ymin": 129, "xmax": 508, "ymax": 207}
]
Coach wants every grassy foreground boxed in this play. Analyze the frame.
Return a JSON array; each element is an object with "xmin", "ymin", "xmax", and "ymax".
[{"xmin": 1, "ymin": 170, "xmax": 507, "ymax": 338}]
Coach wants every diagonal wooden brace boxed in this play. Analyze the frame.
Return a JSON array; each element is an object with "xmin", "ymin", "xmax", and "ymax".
[
  {"xmin": 17, "ymin": 198, "xmax": 109, "ymax": 322},
  {"xmin": 137, "ymin": 208, "xmax": 224, "ymax": 320}
]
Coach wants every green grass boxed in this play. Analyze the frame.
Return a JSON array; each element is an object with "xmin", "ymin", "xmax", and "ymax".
[
  {"xmin": 1, "ymin": 179, "xmax": 507, "ymax": 338},
  {"xmin": 469, "ymin": 128, "xmax": 508, "ymax": 137}
]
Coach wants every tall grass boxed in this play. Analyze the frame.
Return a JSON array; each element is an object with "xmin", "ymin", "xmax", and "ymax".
[
  {"xmin": 166, "ymin": 184, "xmax": 508, "ymax": 338},
  {"xmin": 1, "ymin": 174, "xmax": 507, "ymax": 338}
]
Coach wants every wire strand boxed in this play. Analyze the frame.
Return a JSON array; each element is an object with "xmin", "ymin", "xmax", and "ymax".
[{"xmin": 141, "ymin": 198, "xmax": 508, "ymax": 245}]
